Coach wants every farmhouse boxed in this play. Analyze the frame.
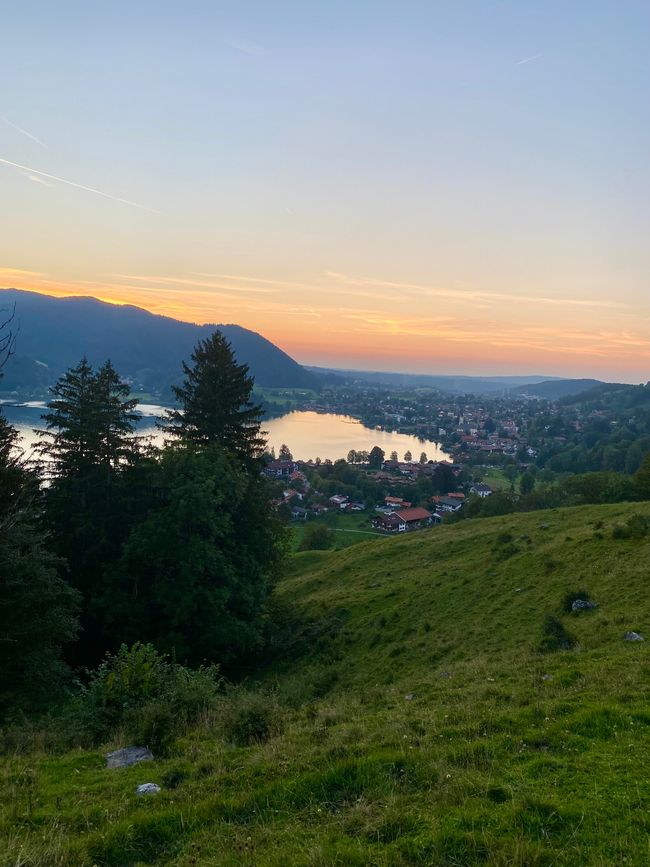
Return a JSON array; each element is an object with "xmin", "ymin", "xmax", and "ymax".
[
  {"xmin": 469, "ymin": 483, "xmax": 493, "ymax": 498},
  {"xmin": 372, "ymin": 507, "xmax": 432, "ymax": 533}
]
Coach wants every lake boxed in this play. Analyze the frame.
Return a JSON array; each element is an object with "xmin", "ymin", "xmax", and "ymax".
[
  {"xmin": 2, "ymin": 404, "xmax": 450, "ymax": 463},
  {"xmin": 262, "ymin": 411, "xmax": 449, "ymax": 462}
]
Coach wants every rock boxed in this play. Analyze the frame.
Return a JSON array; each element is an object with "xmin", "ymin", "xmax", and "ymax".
[
  {"xmin": 624, "ymin": 631, "xmax": 645, "ymax": 642},
  {"xmin": 542, "ymin": 674, "xmax": 553, "ymax": 681},
  {"xmin": 105, "ymin": 746, "xmax": 154, "ymax": 769},
  {"xmin": 136, "ymin": 783, "xmax": 161, "ymax": 796},
  {"xmin": 571, "ymin": 599, "xmax": 597, "ymax": 612},
  {"xmin": 404, "ymin": 693, "xmax": 417, "ymax": 701}
]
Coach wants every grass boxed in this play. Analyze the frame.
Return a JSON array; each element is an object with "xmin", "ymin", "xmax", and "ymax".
[
  {"xmin": 480, "ymin": 467, "xmax": 512, "ymax": 492},
  {"xmin": 3, "ymin": 502, "xmax": 650, "ymax": 865},
  {"xmin": 289, "ymin": 509, "xmax": 383, "ymax": 552}
]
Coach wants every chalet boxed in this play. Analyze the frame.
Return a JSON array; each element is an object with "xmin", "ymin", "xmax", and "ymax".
[
  {"xmin": 291, "ymin": 506, "xmax": 309, "ymax": 520},
  {"xmin": 469, "ymin": 483, "xmax": 493, "ymax": 498},
  {"xmin": 385, "ymin": 496, "xmax": 411, "ymax": 511},
  {"xmin": 397, "ymin": 507, "xmax": 433, "ymax": 529},
  {"xmin": 431, "ymin": 495, "xmax": 464, "ymax": 513},
  {"xmin": 289, "ymin": 469, "xmax": 310, "ymax": 489},
  {"xmin": 329, "ymin": 494, "xmax": 349, "ymax": 509},
  {"xmin": 264, "ymin": 459, "xmax": 294, "ymax": 479},
  {"xmin": 372, "ymin": 507, "xmax": 432, "ymax": 533},
  {"xmin": 372, "ymin": 512, "xmax": 404, "ymax": 533}
]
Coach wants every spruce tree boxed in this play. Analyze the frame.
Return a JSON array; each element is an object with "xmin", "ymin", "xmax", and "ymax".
[
  {"xmin": 0, "ymin": 408, "xmax": 79, "ymax": 715},
  {"xmin": 106, "ymin": 445, "xmax": 285, "ymax": 666},
  {"xmin": 37, "ymin": 358, "xmax": 141, "ymax": 665},
  {"xmin": 164, "ymin": 331, "xmax": 264, "ymax": 463}
]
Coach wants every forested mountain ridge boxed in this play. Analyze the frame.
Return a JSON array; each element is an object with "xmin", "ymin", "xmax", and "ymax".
[
  {"xmin": 0, "ymin": 288, "xmax": 318, "ymax": 396},
  {"xmin": 511, "ymin": 378, "xmax": 606, "ymax": 399}
]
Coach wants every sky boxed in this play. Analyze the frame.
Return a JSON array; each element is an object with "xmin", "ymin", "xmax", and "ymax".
[{"xmin": 1, "ymin": 1, "xmax": 649, "ymax": 381}]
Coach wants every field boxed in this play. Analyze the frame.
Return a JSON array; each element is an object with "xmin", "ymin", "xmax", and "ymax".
[
  {"xmin": 3, "ymin": 502, "xmax": 650, "ymax": 865},
  {"xmin": 289, "ymin": 509, "xmax": 383, "ymax": 552}
]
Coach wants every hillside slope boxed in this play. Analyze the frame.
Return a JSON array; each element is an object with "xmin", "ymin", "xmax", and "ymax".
[
  {"xmin": 2, "ymin": 503, "xmax": 650, "ymax": 865},
  {"xmin": 512, "ymin": 379, "xmax": 605, "ymax": 399},
  {"xmin": 0, "ymin": 289, "xmax": 317, "ymax": 393}
]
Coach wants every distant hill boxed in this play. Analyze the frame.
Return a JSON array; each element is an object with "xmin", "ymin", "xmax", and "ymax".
[
  {"xmin": 511, "ymin": 378, "xmax": 607, "ymax": 399},
  {"xmin": 0, "ymin": 289, "xmax": 318, "ymax": 397},
  {"xmin": 307, "ymin": 366, "xmax": 567, "ymax": 395}
]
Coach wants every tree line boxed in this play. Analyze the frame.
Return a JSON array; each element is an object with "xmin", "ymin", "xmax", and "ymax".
[{"xmin": 0, "ymin": 331, "xmax": 286, "ymax": 717}]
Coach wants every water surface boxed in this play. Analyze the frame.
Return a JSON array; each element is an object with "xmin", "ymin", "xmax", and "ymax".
[{"xmin": 2, "ymin": 404, "xmax": 449, "ymax": 463}]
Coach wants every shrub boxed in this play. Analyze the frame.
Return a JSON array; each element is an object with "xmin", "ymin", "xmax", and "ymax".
[
  {"xmin": 626, "ymin": 513, "xmax": 649, "ymax": 539},
  {"xmin": 73, "ymin": 643, "xmax": 221, "ymax": 747},
  {"xmin": 299, "ymin": 523, "xmax": 335, "ymax": 551},
  {"xmin": 612, "ymin": 523, "xmax": 630, "ymax": 539},
  {"xmin": 538, "ymin": 616, "xmax": 576, "ymax": 653},
  {"xmin": 217, "ymin": 687, "xmax": 283, "ymax": 746}
]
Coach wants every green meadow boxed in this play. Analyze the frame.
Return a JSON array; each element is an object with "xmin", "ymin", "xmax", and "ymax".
[{"xmin": 3, "ymin": 502, "xmax": 650, "ymax": 866}]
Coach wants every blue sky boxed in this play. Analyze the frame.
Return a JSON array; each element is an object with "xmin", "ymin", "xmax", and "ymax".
[{"xmin": 1, "ymin": 1, "xmax": 649, "ymax": 378}]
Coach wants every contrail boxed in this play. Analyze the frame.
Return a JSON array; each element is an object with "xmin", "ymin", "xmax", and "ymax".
[
  {"xmin": 0, "ymin": 156, "xmax": 159, "ymax": 212},
  {"xmin": 0, "ymin": 114, "xmax": 47, "ymax": 148},
  {"xmin": 516, "ymin": 53, "xmax": 543, "ymax": 66}
]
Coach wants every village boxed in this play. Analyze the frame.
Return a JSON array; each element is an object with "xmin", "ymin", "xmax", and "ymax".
[{"xmin": 263, "ymin": 452, "xmax": 495, "ymax": 538}]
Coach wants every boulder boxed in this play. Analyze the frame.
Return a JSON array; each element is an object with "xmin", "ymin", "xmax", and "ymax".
[
  {"xmin": 571, "ymin": 599, "xmax": 597, "ymax": 612},
  {"xmin": 136, "ymin": 783, "xmax": 161, "ymax": 796},
  {"xmin": 105, "ymin": 746, "xmax": 154, "ymax": 769},
  {"xmin": 624, "ymin": 631, "xmax": 645, "ymax": 642}
]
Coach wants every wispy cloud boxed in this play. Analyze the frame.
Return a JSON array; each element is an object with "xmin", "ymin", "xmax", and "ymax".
[
  {"xmin": 0, "ymin": 267, "xmax": 45, "ymax": 278},
  {"xmin": 0, "ymin": 156, "xmax": 159, "ymax": 213},
  {"xmin": 515, "ymin": 53, "xmax": 543, "ymax": 66},
  {"xmin": 24, "ymin": 173, "xmax": 54, "ymax": 187},
  {"xmin": 226, "ymin": 38, "xmax": 266, "ymax": 56},
  {"xmin": 324, "ymin": 271, "xmax": 622, "ymax": 310},
  {"xmin": 0, "ymin": 114, "xmax": 47, "ymax": 148},
  {"xmin": 117, "ymin": 274, "xmax": 280, "ymax": 294}
]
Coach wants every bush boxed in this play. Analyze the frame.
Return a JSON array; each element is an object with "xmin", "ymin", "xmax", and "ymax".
[
  {"xmin": 538, "ymin": 616, "xmax": 576, "ymax": 653},
  {"xmin": 74, "ymin": 643, "xmax": 222, "ymax": 748},
  {"xmin": 626, "ymin": 513, "xmax": 649, "ymax": 539},
  {"xmin": 300, "ymin": 523, "xmax": 335, "ymax": 551},
  {"xmin": 217, "ymin": 687, "xmax": 283, "ymax": 746}
]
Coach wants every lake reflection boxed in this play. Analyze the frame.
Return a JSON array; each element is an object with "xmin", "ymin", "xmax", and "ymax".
[
  {"xmin": 263, "ymin": 411, "xmax": 449, "ymax": 462},
  {"xmin": 2, "ymin": 405, "xmax": 449, "ymax": 463}
]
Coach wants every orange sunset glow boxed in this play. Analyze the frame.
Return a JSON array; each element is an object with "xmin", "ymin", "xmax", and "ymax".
[
  {"xmin": 2, "ymin": 267, "xmax": 648, "ymax": 380},
  {"xmin": 1, "ymin": 2, "xmax": 648, "ymax": 382}
]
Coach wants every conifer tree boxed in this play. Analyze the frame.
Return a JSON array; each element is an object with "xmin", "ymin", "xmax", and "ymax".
[
  {"xmin": 0, "ymin": 370, "xmax": 79, "ymax": 713},
  {"xmin": 164, "ymin": 331, "xmax": 264, "ymax": 463},
  {"xmin": 37, "ymin": 358, "xmax": 140, "ymax": 665}
]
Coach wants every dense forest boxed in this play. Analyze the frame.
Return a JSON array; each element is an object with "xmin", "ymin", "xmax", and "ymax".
[{"xmin": 1, "ymin": 321, "xmax": 286, "ymax": 729}]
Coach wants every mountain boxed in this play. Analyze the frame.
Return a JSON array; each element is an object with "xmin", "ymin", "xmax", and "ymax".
[
  {"xmin": 0, "ymin": 288, "xmax": 318, "ymax": 396},
  {"xmin": 4, "ymin": 501, "xmax": 650, "ymax": 863},
  {"xmin": 307, "ymin": 367, "xmax": 568, "ymax": 394},
  {"xmin": 511, "ymin": 378, "xmax": 606, "ymax": 399}
]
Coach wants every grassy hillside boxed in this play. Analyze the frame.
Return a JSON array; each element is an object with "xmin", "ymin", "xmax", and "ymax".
[{"xmin": 3, "ymin": 503, "xmax": 650, "ymax": 866}]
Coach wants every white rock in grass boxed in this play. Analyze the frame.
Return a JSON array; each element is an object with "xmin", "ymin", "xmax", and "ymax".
[
  {"xmin": 105, "ymin": 746, "xmax": 154, "ymax": 769},
  {"xmin": 624, "ymin": 631, "xmax": 645, "ymax": 642},
  {"xmin": 136, "ymin": 783, "xmax": 161, "ymax": 796}
]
